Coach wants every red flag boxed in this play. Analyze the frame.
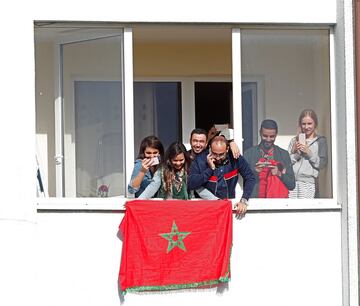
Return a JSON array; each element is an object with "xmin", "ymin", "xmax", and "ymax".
[{"xmin": 119, "ymin": 199, "xmax": 233, "ymax": 294}]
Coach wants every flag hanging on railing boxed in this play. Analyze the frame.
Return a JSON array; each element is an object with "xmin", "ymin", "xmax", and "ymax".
[{"xmin": 119, "ymin": 199, "xmax": 233, "ymax": 295}]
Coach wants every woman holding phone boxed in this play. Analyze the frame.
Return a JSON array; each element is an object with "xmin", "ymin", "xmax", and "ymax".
[
  {"xmin": 288, "ymin": 109, "xmax": 328, "ymax": 198},
  {"xmin": 128, "ymin": 135, "xmax": 164, "ymax": 198},
  {"xmin": 139, "ymin": 141, "xmax": 192, "ymax": 199}
]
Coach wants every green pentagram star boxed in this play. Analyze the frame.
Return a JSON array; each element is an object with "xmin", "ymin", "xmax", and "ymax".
[{"xmin": 159, "ymin": 221, "xmax": 191, "ymax": 253}]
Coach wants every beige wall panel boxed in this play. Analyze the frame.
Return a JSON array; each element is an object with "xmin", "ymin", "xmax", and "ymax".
[{"xmin": 134, "ymin": 42, "xmax": 232, "ymax": 78}]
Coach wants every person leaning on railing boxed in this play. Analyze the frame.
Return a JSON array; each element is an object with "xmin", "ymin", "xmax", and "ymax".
[
  {"xmin": 128, "ymin": 135, "xmax": 164, "ymax": 198},
  {"xmin": 188, "ymin": 135, "xmax": 255, "ymax": 217}
]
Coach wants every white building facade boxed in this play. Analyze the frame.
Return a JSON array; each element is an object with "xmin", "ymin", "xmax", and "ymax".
[{"xmin": 0, "ymin": 1, "xmax": 358, "ymax": 305}]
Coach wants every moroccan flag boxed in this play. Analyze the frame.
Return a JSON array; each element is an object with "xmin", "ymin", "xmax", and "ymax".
[{"xmin": 119, "ymin": 199, "xmax": 233, "ymax": 294}]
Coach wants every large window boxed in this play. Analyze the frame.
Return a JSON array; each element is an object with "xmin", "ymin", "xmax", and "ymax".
[
  {"xmin": 35, "ymin": 24, "xmax": 334, "ymax": 202},
  {"xmin": 241, "ymin": 29, "xmax": 332, "ymax": 198},
  {"xmin": 35, "ymin": 25, "xmax": 125, "ymax": 197}
]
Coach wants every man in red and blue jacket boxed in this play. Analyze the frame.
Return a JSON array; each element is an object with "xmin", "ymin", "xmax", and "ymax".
[{"xmin": 188, "ymin": 136, "xmax": 255, "ymax": 217}]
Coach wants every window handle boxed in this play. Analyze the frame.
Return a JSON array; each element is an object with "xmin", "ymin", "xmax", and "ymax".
[{"xmin": 54, "ymin": 155, "xmax": 63, "ymax": 165}]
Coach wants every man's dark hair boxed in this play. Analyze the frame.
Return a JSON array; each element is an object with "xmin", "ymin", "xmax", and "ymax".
[
  {"xmin": 260, "ymin": 119, "xmax": 278, "ymax": 133},
  {"xmin": 190, "ymin": 128, "xmax": 208, "ymax": 140}
]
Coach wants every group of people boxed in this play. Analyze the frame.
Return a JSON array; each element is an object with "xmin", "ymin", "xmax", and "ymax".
[{"xmin": 128, "ymin": 109, "xmax": 328, "ymax": 216}]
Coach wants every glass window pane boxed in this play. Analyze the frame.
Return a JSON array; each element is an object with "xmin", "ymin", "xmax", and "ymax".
[
  {"xmin": 241, "ymin": 29, "xmax": 332, "ymax": 198},
  {"xmin": 134, "ymin": 82, "xmax": 181, "ymax": 151},
  {"xmin": 62, "ymin": 35, "xmax": 124, "ymax": 197}
]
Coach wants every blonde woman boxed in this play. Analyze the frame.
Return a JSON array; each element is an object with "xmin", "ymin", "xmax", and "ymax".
[{"xmin": 288, "ymin": 109, "xmax": 328, "ymax": 198}]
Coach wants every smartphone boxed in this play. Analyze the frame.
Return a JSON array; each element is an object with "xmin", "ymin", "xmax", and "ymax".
[
  {"xmin": 150, "ymin": 156, "xmax": 160, "ymax": 165},
  {"xmin": 298, "ymin": 133, "xmax": 306, "ymax": 145}
]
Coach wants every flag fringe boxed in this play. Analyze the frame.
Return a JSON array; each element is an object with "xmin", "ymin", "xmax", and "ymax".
[{"xmin": 122, "ymin": 275, "xmax": 230, "ymax": 296}]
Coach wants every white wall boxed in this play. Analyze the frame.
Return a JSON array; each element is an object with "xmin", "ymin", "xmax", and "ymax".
[
  {"xmin": 30, "ymin": 0, "xmax": 336, "ymax": 23},
  {"xmin": 36, "ymin": 210, "xmax": 342, "ymax": 306}
]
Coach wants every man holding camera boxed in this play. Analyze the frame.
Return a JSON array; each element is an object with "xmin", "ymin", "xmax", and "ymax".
[{"xmin": 243, "ymin": 119, "xmax": 295, "ymax": 198}]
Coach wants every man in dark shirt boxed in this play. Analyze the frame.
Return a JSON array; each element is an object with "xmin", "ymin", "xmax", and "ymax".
[
  {"xmin": 188, "ymin": 128, "xmax": 208, "ymax": 161},
  {"xmin": 188, "ymin": 127, "xmax": 241, "ymax": 161},
  {"xmin": 188, "ymin": 136, "xmax": 255, "ymax": 217},
  {"xmin": 244, "ymin": 119, "xmax": 295, "ymax": 198}
]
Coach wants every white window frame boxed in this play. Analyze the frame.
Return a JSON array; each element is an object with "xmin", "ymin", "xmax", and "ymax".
[
  {"xmin": 123, "ymin": 28, "xmax": 135, "ymax": 198},
  {"xmin": 48, "ymin": 26, "xmax": 130, "ymax": 199},
  {"xmin": 37, "ymin": 24, "xmax": 340, "ymax": 211}
]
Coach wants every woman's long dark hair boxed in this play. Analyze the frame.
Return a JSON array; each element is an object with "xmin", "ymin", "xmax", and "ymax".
[
  {"xmin": 162, "ymin": 142, "xmax": 191, "ymax": 195},
  {"xmin": 137, "ymin": 135, "xmax": 164, "ymax": 173}
]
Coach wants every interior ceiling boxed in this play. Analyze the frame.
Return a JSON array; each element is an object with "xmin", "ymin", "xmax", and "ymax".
[
  {"xmin": 34, "ymin": 24, "xmax": 232, "ymax": 44},
  {"xmin": 133, "ymin": 26, "xmax": 232, "ymax": 43}
]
